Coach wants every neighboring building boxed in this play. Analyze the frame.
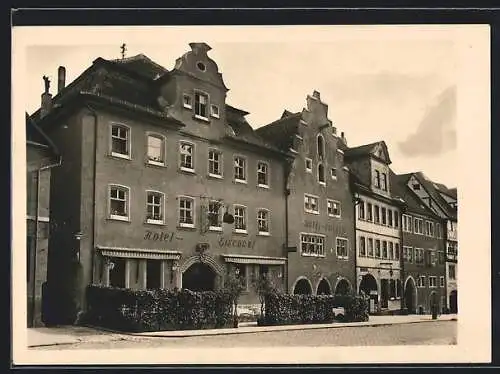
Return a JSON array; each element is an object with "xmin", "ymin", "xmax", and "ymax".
[
  {"xmin": 26, "ymin": 112, "xmax": 61, "ymax": 327},
  {"xmin": 391, "ymin": 172, "xmax": 447, "ymax": 315},
  {"xmin": 344, "ymin": 141, "xmax": 405, "ymax": 314},
  {"xmin": 406, "ymin": 172, "xmax": 458, "ymax": 313},
  {"xmin": 257, "ymin": 91, "xmax": 356, "ymax": 296},
  {"xmin": 30, "ymin": 43, "xmax": 290, "ymax": 325}
]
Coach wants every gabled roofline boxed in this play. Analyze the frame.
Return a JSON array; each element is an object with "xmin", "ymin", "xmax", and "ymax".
[{"xmin": 411, "ymin": 172, "xmax": 456, "ymax": 219}]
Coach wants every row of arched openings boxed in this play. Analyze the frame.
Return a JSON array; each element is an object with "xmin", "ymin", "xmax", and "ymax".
[{"xmin": 292, "ymin": 277, "xmax": 351, "ymax": 296}]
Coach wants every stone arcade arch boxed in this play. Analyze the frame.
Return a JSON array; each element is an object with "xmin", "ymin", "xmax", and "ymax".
[
  {"xmin": 179, "ymin": 255, "xmax": 224, "ymax": 291},
  {"xmin": 292, "ymin": 276, "xmax": 313, "ymax": 295},
  {"xmin": 316, "ymin": 278, "xmax": 332, "ymax": 295},
  {"xmin": 334, "ymin": 278, "xmax": 352, "ymax": 295}
]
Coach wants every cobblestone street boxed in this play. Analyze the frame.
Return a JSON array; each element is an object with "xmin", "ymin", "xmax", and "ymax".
[{"xmin": 32, "ymin": 320, "xmax": 456, "ymax": 350}]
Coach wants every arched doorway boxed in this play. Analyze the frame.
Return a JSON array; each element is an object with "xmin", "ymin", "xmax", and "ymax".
[
  {"xmin": 316, "ymin": 278, "xmax": 332, "ymax": 295},
  {"xmin": 359, "ymin": 273, "xmax": 377, "ymax": 295},
  {"xmin": 182, "ymin": 263, "xmax": 216, "ymax": 292},
  {"xmin": 334, "ymin": 279, "xmax": 351, "ymax": 295},
  {"xmin": 449, "ymin": 290, "xmax": 458, "ymax": 313},
  {"xmin": 404, "ymin": 277, "xmax": 417, "ymax": 314},
  {"xmin": 293, "ymin": 278, "xmax": 312, "ymax": 295}
]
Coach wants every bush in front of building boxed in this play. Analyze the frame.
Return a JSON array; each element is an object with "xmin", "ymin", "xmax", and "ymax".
[
  {"xmin": 260, "ymin": 292, "xmax": 368, "ymax": 326},
  {"xmin": 83, "ymin": 284, "xmax": 233, "ymax": 332}
]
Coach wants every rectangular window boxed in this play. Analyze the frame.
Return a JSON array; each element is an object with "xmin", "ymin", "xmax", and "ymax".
[
  {"xmin": 183, "ymin": 93, "xmax": 192, "ymax": 109},
  {"xmin": 110, "ymin": 124, "xmax": 130, "ymax": 158},
  {"xmin": 382, "ymin": 240, "xmax": 388, "ymax": 259},
  {"xmin": 331, "ymin": 167, "xmax": 337, "ymax": 179},
  {"xmin": 395, "ymin": 243, "xmax": 400, "ymax": 261},
  {"xmin": 179, "ymin": 196, "xmax": 195, "ymax": 227},
  {"xmin": 403, "ymin": 246, "xmax": 410, "ymax": 261},
  {"xmin": 109, "ymin": 185, "xmax": 129, "ymax": 220},
  {"xmin": 381, "ymin": 173, "xmax": 387, "ymax": 191},
  {"xmin": 358, "ymin": 201, "xmax": 365, "ymax": 220},
  {"xmin": 449, "ymin": 264, "xmax": 456, "ymax": 280},
  {"xmin": 367, "ymin": 203, "xmax": 373, "ymax": 221},
  {"xmin": 234, "ymin": 156, "xmax": 247, "ymax": 182},
  {"xmin": 375, "ymin": 170, "xmax": 381, "ymax": 188},
  {"xmin": 147, "ymin": 134, "xmax": 165, "ymax": 165},
  {"xmin": 194, "ymin": 91, "xmax": 209, "ymax": 119},
  {"xmin": 429, "ymin": 276, "xmax": 437, "ymax": 288},
  {"xmin": 146, "ymin": 259, "xmax": 162, "ymax": 290},
  {"xmin": 304, "ymin": 194, "xmax": 319, "ymax": 214},
  {"xmin": 375, "ymin": 239, "xmax": 381, "ymax": 258},
  {"xmin": 417, "ymin": 276, "xmax": 426, "ymax": 288},
  {"xmin": 208, "ymin": 200, "xmax": 222, "ymax": 231},
  {"xmin": 374, "ymin": 205, "xmax": 380, "ymax": 224},
  {"xmin": 425, "ymin": 221, "xmax": 435, "ymax": 237},
  {"xmin": 300, "ymin": 233, "xmax": 325, "ymax": 257},
  {"xmin": 402, "ymin": 214, "xmax": 411, "ymax": 232},
  {"xmin": 257, "ymin": 161, "xmax": 269, "ymax": 187},
  {"xmin": 394, "ymin": 211, "xmax": 399, "ymax": 228},
  {"xmin": 146, "ymin": 191, "xmax": 164, "ymax": 224},
  {"xmin": 408, "ymin": 247, "xmax": 414, "ymax": 263},
  {"xmin": 208, "ymin": 149, "xmax": 222, "ymax": 177},
  {"xmin": 436, "ymin": 223, "xmax": 442, "ymax": 238},
  {"xmin": 388, "ymin": 210, "xmax": 393, "ymax": 226},
  {"xmin": 367, "ymin": 238, "xmax": 374, "ymax": 257},
  {"xmin": 440, "ymin": 276, "xmax": 445, "ymax": 287},
  {"xmin": 234, "ymin": 205, "xmax": 247, "ymax": 232},
  {"xmin": 305, "ymin": 158, "xmax": 312, "ymax": 172},
  {"xmin": 381, "ymin": 207, "xmax": 387, "ymax": 225},
  {"xmin": 336, "ymin": 238, "xmax": 349, "ymax": 259},
  {"xmin": 210, "ymin": 104, "xmax": 220, "ymax": 118},
  {"xmin": 359, "ymin": 236, "xmax": 366, "ymax": 256},
  {"xmin": 415, "ymin": 248, "xmax": 424, "ymax": 264},
  {"xmin": 438, "ymin": 251, "xmax": 445, "ymax": 264},
  {"xmin": 327, "ymin": 200, "xmax": 341, "ymax": 217},
  {"xmin": 179, "ymin": 142, "xmax": 195, "ymax": 172},
  {"xmin": 414, "ymin": 218, "xmax": 424, "ymax": 234},
  {"xmin": 257, "ymin": 209, "xmax": 270, "ymax": 235},
  {"xmin": 388, "ymin": 242, "xmax": 394, "ymax": 260}
]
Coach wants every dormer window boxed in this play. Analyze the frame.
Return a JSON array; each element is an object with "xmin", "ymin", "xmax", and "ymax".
[
  {"xmin": 331, "ymin": 167, "xmax": 337, "ymax": 180},
  {"xmin": 375, "ymin": 170, "xmax": 381, "ymax": 188},
  {"xmin": 194, "ymin": 91, "xmax": 209, "ymax": 120},
  {"xmin": 183, "ymin": 94, "xmax": 192, "ymax": 109},
  {"xmin": 317, "ymin": 134, "xmax": 325, "ymax": 159},
  {"xmin": 210, "ymin": 104, "xmax": 220, "ymax": 119},
  {"xmin": 381, "ymin": 173, "xmax": 387, "ymax": 191},
  {"xmin": 412, "ymin": 183, "xmax": 421, "ymax": 190}
]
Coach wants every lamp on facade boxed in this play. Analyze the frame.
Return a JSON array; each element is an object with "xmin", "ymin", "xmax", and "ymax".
[{"xmin": 74, "ymin": 231, "xmax": 84, "ymax": 262}]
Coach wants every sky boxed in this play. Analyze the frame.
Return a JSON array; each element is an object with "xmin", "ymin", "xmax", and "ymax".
[{"xmin": 24, "ymin": 27, "xmax": 458, "ymax": 188}]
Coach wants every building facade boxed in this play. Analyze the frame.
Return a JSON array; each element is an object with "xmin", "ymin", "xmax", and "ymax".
[
  {"xmin": 257, "ymin": 91, "xmax": 356, "ymax": 296},
  {"xmin": 33, "ymin": 43, "xmax": 290, "ymax": 324},
  {"xmin": 26, "ymin": 113, "xmax": 60, "ymax": 327},
  {"xmin": 344, "ymin": 142, "xmax": 405, "ymax": 314},
  {"xmin": 405, "ymin": 172, "xmax": 458, "ymax": 313},
  {"xmin": 391, "ymin": 172, "xmax": 447, "ymax": 314}
]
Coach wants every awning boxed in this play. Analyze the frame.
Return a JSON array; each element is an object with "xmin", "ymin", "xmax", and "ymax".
[
  {"xmin": 221, "ymin": 254, "xmax": 287, "ymax": 265},
  {"xmin": 96, "ymin": 246, "xmax": 182, "ymax": 260}
]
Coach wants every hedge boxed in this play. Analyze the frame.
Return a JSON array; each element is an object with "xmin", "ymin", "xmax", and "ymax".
[
  {"xmin": 262, "ymin": 292, "xmax": 369, "ymax": 326},
  {"xmin": 82, "ymin": 284, "xmax": 233, "ymax": 332}
]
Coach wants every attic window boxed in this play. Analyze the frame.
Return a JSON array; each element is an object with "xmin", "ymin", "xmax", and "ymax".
[
  {"xmin": 196, "ymin": 62, "xmax": 206, "ymax": 72},
  {"xmin": 211, "ymin": 104, "xmax": 220, "ymax": 119},
  {"xmin": 183, "ymin": 94, "xmax": 192, "ymax": 109},
  {"xmin": 413, "ymin": 183, "xmax": 421, "ymax": 190}
]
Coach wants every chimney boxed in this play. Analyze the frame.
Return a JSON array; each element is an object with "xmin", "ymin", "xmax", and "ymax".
[
  {"xmin": 341, "ymin": 131, "xmax": 347, "ymax": 146},
  {"xmin": 312, "ymin": 90, "xmax": 321, "ymax": 100},
  {"xmin": 57, "ymin": 66, "xmax": 66, "ymax": 93},
  {"xmin": 40, "ymin": 75, "xmax": 53, "ymax": 118}
]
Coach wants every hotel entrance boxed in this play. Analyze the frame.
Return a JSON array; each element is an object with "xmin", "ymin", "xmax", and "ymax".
[{"xmin": 182, "ymin": 262, "xmax": 217, "ymax": 292}]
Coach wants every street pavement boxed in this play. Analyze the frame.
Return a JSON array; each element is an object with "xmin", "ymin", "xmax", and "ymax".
[{"xmin": 29, "ymin": 316, "xmax": 457, "ymax": 349}]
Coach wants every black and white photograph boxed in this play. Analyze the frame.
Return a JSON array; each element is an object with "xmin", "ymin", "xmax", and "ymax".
[{"xmin": 12, "ymin": 24, "xmax": 490, "ymax": 365}]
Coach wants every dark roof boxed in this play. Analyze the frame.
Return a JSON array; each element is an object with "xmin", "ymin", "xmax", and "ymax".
[
  {"xmin": 413, "ymin": 172, "xmax": 457, "ymax": 220},
  {"xmin": 109, "ymin": 54, "xmax": 168, "ymax": 79},
  {"xmin": 344, "ymin": 142, "xmax": 380, "ymax": 159},
  {"xmin": 389, "ymin": 170, "xmax": 439, "ymax": 218},
  {"xmin": 26, "ymin": 112, "xmax": 59, "ymax": 155},
  {"xmin": 225, "ymin": 105, "xmax": 285, "ymax": 155},
  {"xmin": 255, "ymin": 112, "xmax": 302, "ymax": 152}
]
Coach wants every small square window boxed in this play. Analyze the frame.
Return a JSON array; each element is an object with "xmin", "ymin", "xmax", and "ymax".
[
  {"xmin": 183, "ymin": 94, "xmax": 193, "ymax": 109},
  {"xmin": 331, "ymin": 167, "xmax": 337, "ymax": 179},
  {"xmin": 305, "ymin": 158, "xmax": 312, "ymax": 172},
  {"xmin": 210, "ymin": 104, "xmax": 220, "ymax": 118},
  {"xmin": 304, "ymin": 194, "xmax": 319, "ymax": 214},
  {"xmin": 327, "ymin": 200, "xmax": 341, "ymax": 217}
]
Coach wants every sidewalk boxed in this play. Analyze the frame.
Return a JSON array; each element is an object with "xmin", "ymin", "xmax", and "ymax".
[{"xmin": 28, "ymin": 314, "xmax": 457, "ymax": 347}]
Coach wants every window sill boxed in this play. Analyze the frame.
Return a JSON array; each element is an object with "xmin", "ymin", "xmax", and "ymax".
[
  {"xmin": 337, "ymin": 256, "xmax": 349, "ymax": 261},
  {"xmin": 183, "ymin": 104, "xmax": 193, "ymax": 110},
  {"xmin": 235, "ymin": 179, "xmax": 248, "ymax": 185},
  {"xmin": 258, "ymin": 232, "xmax": 270, "ymax": 237},
  {"xmin": 257, "ymin": 184, "xmax": 270, "ymax": 189},
  {"xmin": 211, "ymin": 114, "xmax": 220, "ymax": 119},
  {"xmin": 305, "ymin": 210, "xmax": 320, "ymax": 215},
  {"xmin": 233, "ymin": 229, "xmax": 248, "ymax": 235},
  {"xmin": 301, "ymin": 253, "xmax": 326, "ymax": 258},
  {"xmin": 305, "ymin": 169, "xmax": 313, "ymax": 173},
  {"xmin": 208, "ymin": 173, "xmax": 223, "ymax": 179},
  {"xmin": 194, "ymin": 114, "xmax": 210, "ymax": 123},
  {"xmin": 318, "ymin": 182, "xmax": 326, "ymax": 187},
  {"xmin": 331, "ymin": 177, "xmax": 338, "ymax": 181},
  {"xmin": 328, "ymin": 214, "xmax": 341, "ymax": 219},
  {"xmin": 180, "ymin": 167, "xmax": 195, "ymax": 174},
  {"xmin": 209, "ymin": 226, "xmax": 223, "ymax": 232},
  {"xmin": 178, "ymin": 224, "xmax": 196, "ymax": 231},
  {"xmin": 146, "ymin": 219, "xmax": 165, "ymax": 226},
  {"xmin": 147, "ymin": 160, "xmax": 166, "ymax": 168},
  {"xmin": 108, "ymin": 215, "xmax": 131, "ymax": 223},
  {"xmin": 110, "ymin": 152, "xmax": 131, "ymax": 160}
]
